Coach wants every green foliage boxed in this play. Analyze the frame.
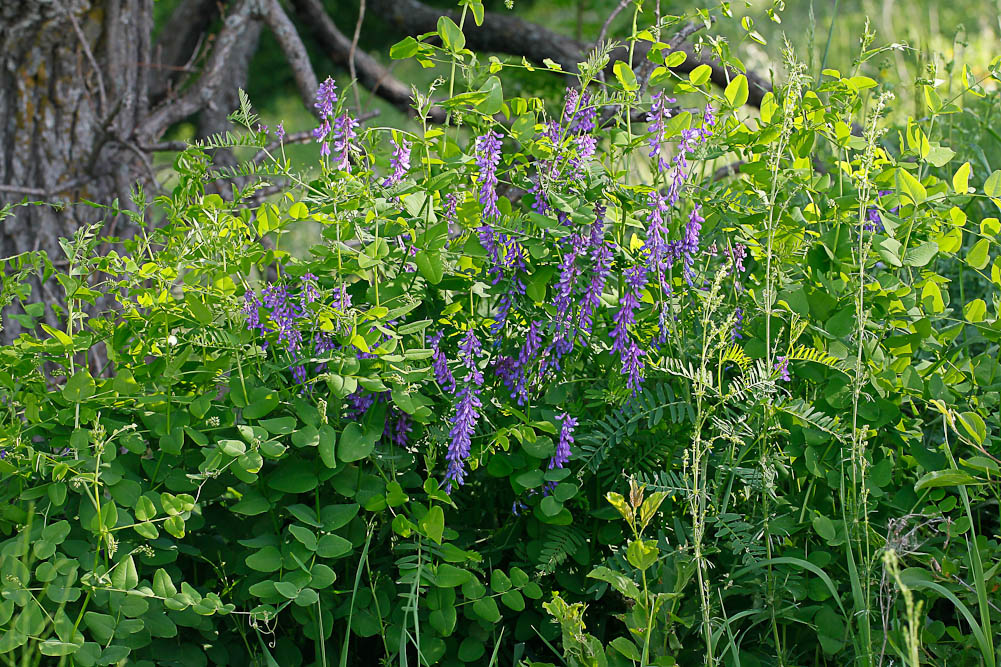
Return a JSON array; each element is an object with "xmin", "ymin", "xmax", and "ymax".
[{"xmin": 5, "ymin": 3, "xmax": 1001, "ymax": 666}]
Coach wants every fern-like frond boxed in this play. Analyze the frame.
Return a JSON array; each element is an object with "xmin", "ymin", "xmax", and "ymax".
[
  {"xmin": 786, "ymin": 344, "xmax": 846, "ymax": 372},
  {"xmin": 720, "ymin": 343, "xmax": 752, "ymax": 372},
  {"xmin": 537, "ymin": 525, "xmax": 587, "ymax": 575}
]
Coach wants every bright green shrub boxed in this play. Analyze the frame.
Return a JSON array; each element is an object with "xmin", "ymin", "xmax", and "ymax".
[{"xmin": 3, "ymin": 5, "xmax": 1001, "ymax": 666}]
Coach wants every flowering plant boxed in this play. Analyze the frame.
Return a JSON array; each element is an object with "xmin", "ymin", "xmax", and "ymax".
[{"xmin": 3, "ymin": 6, "xmax": 1001, "ymax": 667}]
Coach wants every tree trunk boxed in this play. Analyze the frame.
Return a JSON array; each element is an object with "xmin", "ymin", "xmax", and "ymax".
[{"xmin": 0, "ymin": 0, "xmax": 152, "ymax": 343}]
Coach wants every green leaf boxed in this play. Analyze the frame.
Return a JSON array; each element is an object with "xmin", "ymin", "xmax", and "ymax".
[
  {"xmin": 953, "ymin": 161, "xmax": 972, "ymax": 193},
  {"xmin": 587, "ymin": 566, "xmax": 640, "ymax": 600},
  {"xmin": 476, "ymin": 76, "xmax": 504, "ymax": 115},
  {"xmin": 390, "ymin": 36, "xmax": 419, "ymax": 60},
  {"xmin": 218, "ymin": 439, "xmax": 246, "ymax": 457},
  {"xmin": 921, "ymin": 280, "xmax": 945, "ymax": 313},
  {"xmin": 318, "ymin": 424, "xmax": 337, "ymax": 468},
  {"xmin": 967, "ymin": 238, "xmax": 991, "ymax": 270},
  {"xmin": 725, "ymin": 74, "xmax": 749, "ymax": 107},
  {"xmin": 609, "ymin": 637, "xmax": 642, "ymax": 661},
  {"xmin": 436, "ymin": 564, "xmax": 472, "ymax": 587},
  {"xmin": 338, "ymin": 423, "xmax": 376, "ymax": 462},
  {"xmin": 153, "ymin": 569, "xmax": 177, "ymax": 597},
  {"xmin": 416, "ymin": 250, "xmax": 444, "ymax": 285},
  {"xmin": 62, "ymin": 370, "xmax": 96, "ymax": 402},
  {"xmin": 964, "ymin": 298, "xmax": 987, "ymax": 323},
  {"xmin": 812, "ymin": 515, "xmax": 837, "ymax": 542},
  {"xmin": 472, "ymin": 597, "xmax": 501, "ymax": 623},
  {"xmin": 689, "ymin": 64, "xmax": 712, "ymax": 86},
  {"xmin": 613, "ymin": 61, "xmax": 638, "ymax": 92},
  {"xmin": 243, "ymin": 388, "xmax": 279, "ymax": 420},
  {"xmin": 957, "ymin": 411, "xmax": 987, "ymax": 445},
  {"xmin": 162, "ymin": 512, "xmax": 184, "ymax": 540},
  {"xmin": 903, "ymin": 241, "xmax": 937, "ymax": 267},
  {"xmin": 490, "ymin": 569, "xmax": 512, "ymax": 593},
  {"xmin": 985, "ymin": 169, "xmax": 1001, "ymax": 198},
  {"xmin": 626, "ymin": 538, "xmax": 659, "ymax": 571},
  {"xmin": 422, "ymin": 505, "xmax": 445, "ymax": 545},
  {"xmin": 895, "ymin": 168, "xmax": 926, "ymax": 205},
  {"xmin": 437, "ymin": 16, "xmax": 465, "ymax": 52},
  {"xmin": 315, "ymin": 534, "xmax": 352, "ymax": 559},
  {"xmin": 914, "ymin": 469, "xmax": 982, "ymax": 491},
  {"xmin": 289, "ymin": 525, "xmax": 318, "ymax": 551},
  {"xmin": 246, "ymin": 547, "xmax": 283, "ymax": 573}
]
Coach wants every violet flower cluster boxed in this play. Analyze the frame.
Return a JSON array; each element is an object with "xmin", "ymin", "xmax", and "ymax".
[
  {"xmin": 665, "ymin": 105, "xmax": 716, "ymax": 206},
  {"xmin": 445, "ymin": 330, "xmax": 484, "ymax": 492},
  {"xmin": 647, "ymin": 92, "xmax": 676, "ymax": 173},
  {"xmin": 311, "ymin": 76, "xmax": 358, "ymax": 170},
  {"xmin": 243, "ymin": 273, "xmax": 330, "ymax": 386},
  {"xmin": 864, "ymin": 190, "xmax": 896, "ymax": 232},
  {"xmin": 579, "ymin": 206, "xmax": 613, "ymax": 338},
  {"xmin": 775, "ymin": 356, "xmax": 791, "ymax": 382},
  {"xmin": 549, "ymin": 412, "xmax": 577, "ymax": 470},
  {"xmin": 382, "ymin": 136, "xmax": 412, "ymax": 187},
  {"xmin": 429, "ymin": 330, "xmax": 456, "ymax": 392},
  {"xmin": 611, "ymin": 265, "xmax": 648, "ymax": 394},
  {"xmin": 343, "ymin": 390, "xmax": 412, "ymax": 447},
  {"xmin": 681, "ymin": 204, "xmax": 705, "ymax": 286}
]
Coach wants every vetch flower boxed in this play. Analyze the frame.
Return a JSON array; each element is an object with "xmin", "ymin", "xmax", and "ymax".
[
  {"xmin": 732, "ymin": 307, "xmax": 744, "ymax": 341},
  {"xmin": 562, "ymin": 87, "xmax": 597, "ymax": 133},
  {"xmin": 474, "ymin": 131, "xmax": 503, "ymax": 222},
  {"xmin": 506, "ymin": 320, "xmax": 543, "ymax": 404},
  {"xmin": 644, "ymin": 191, "xmax": 672, "ymax": 293},
  {"xmin": 726, "ymin": 243, "xmax": 747, "ymax": 275},
  {"xmin": 647, "ymin": 92, "xmax": 676, "ymax": 173},
  {"xmin": 429, "ymin": 331, "xmax": 456, "ymax": 392},
  {"xmin": 549, "ymin": 412, "xmax": 577, "ymax": 469},
  {"xmin": 383, "ymin": 136, "xmax": 412, "ymax": 187},
  {"xmin": 314, "ymin": 77, "xmax": 339, "ymax": 119},
  {"xmin": 444, "ymin": 192, "xmax": 459, "ymax": 225},
  {"xmin": 445, "ymin": 330, "xmax": 484, "ymax": 492},
  {"xmin": 276, "ymin": 121, "xmax": 286, "ymax": 142},
  {"xmin": 611, "ymin": 265, "xmax": 648, "ymax": 393},
  {"xmin": 681, "ymin": 204, "xmax": 704, "ymax": 286},
  {"xmin": 313, "ymin": 119, "xmax": 331, "ymax": 156},
  {"xmin": 332, "ymin": 113, "xmax": 359, "ymax": 172},
  {"xmin": 775, "ymin": 356, "xmax": 791, "ymax": 382}
]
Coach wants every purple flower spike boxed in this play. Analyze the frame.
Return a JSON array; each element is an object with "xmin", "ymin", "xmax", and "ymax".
[
  {"xmin": 681, "ymin": 204, "xmax": 704, "ymax": 286},
  {"xmin": 276, "ymin": 122, "xmax": 286, "ymax": 142},
  {"xmin": 474, "ymin": 131, "xmax": 504, "ymax": 222},
  {"xmin": 549, "ymin": 412, "xmax": 578, "ymax": 469},
  {"xmin": 445, "ymin": 330, "xmax": 484, "ymax": 492},
  {"xmin": 647, "ymin": 92, "xmax": 676, "ymax": 173},
  {"xmin": 775, "ymin": 356, "xmax": 791, "ymax": 382},
  {"xmin": 732, "ymin": 307, "xmax": 744, "ymax": 341},
  {"xmin": 332, "ymin": 113, "xmax": 359, "ymax": 172},
  {"xmin": 430, "ymin": 331, "xmax": 456, "ymax": 392},
  {"xmin": 610, "ymin": 265, "xmax": 648, "ymax": 394},
  {"xmin": 444, "ymin": 192, "xmax": 459, "ymax": 225},
  {"xmin": 383, "ymin": 136, "xmax": 412, "ymax": 187},
  {"xmin": 314, "ymin": 77, "xmax": 339, "ymax": 119}
]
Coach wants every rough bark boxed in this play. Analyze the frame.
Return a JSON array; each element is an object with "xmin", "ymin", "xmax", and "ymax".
[{"xmin": 0, "ymin": 0, "xmax": 153, "ymax": 342}]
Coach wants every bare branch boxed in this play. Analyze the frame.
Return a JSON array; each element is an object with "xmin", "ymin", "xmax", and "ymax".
[
  {"xmin": 138, "ymin": 0, "xmax": 256, "ymax": 142},
  {"xmin": 370, "ymin": 0, "xmax": 771, "ymax": 108},
  {"xmin": 148, "ymin": 0, "xmax": 219, "ymax": 105},
  {"xmin": 259, "ymin": 0, "xmax": 319, "ymax": 116},
  {"xmin": 290, "ymin": 0, "xmax": 446, "ymax": 123},
  {"xmin": 595, "ymin": 0, "xmax": 631, "ymax": 51},
  {"xmin": 348, "ymin": 0, "xmax": 366, "ymax": 112}
]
